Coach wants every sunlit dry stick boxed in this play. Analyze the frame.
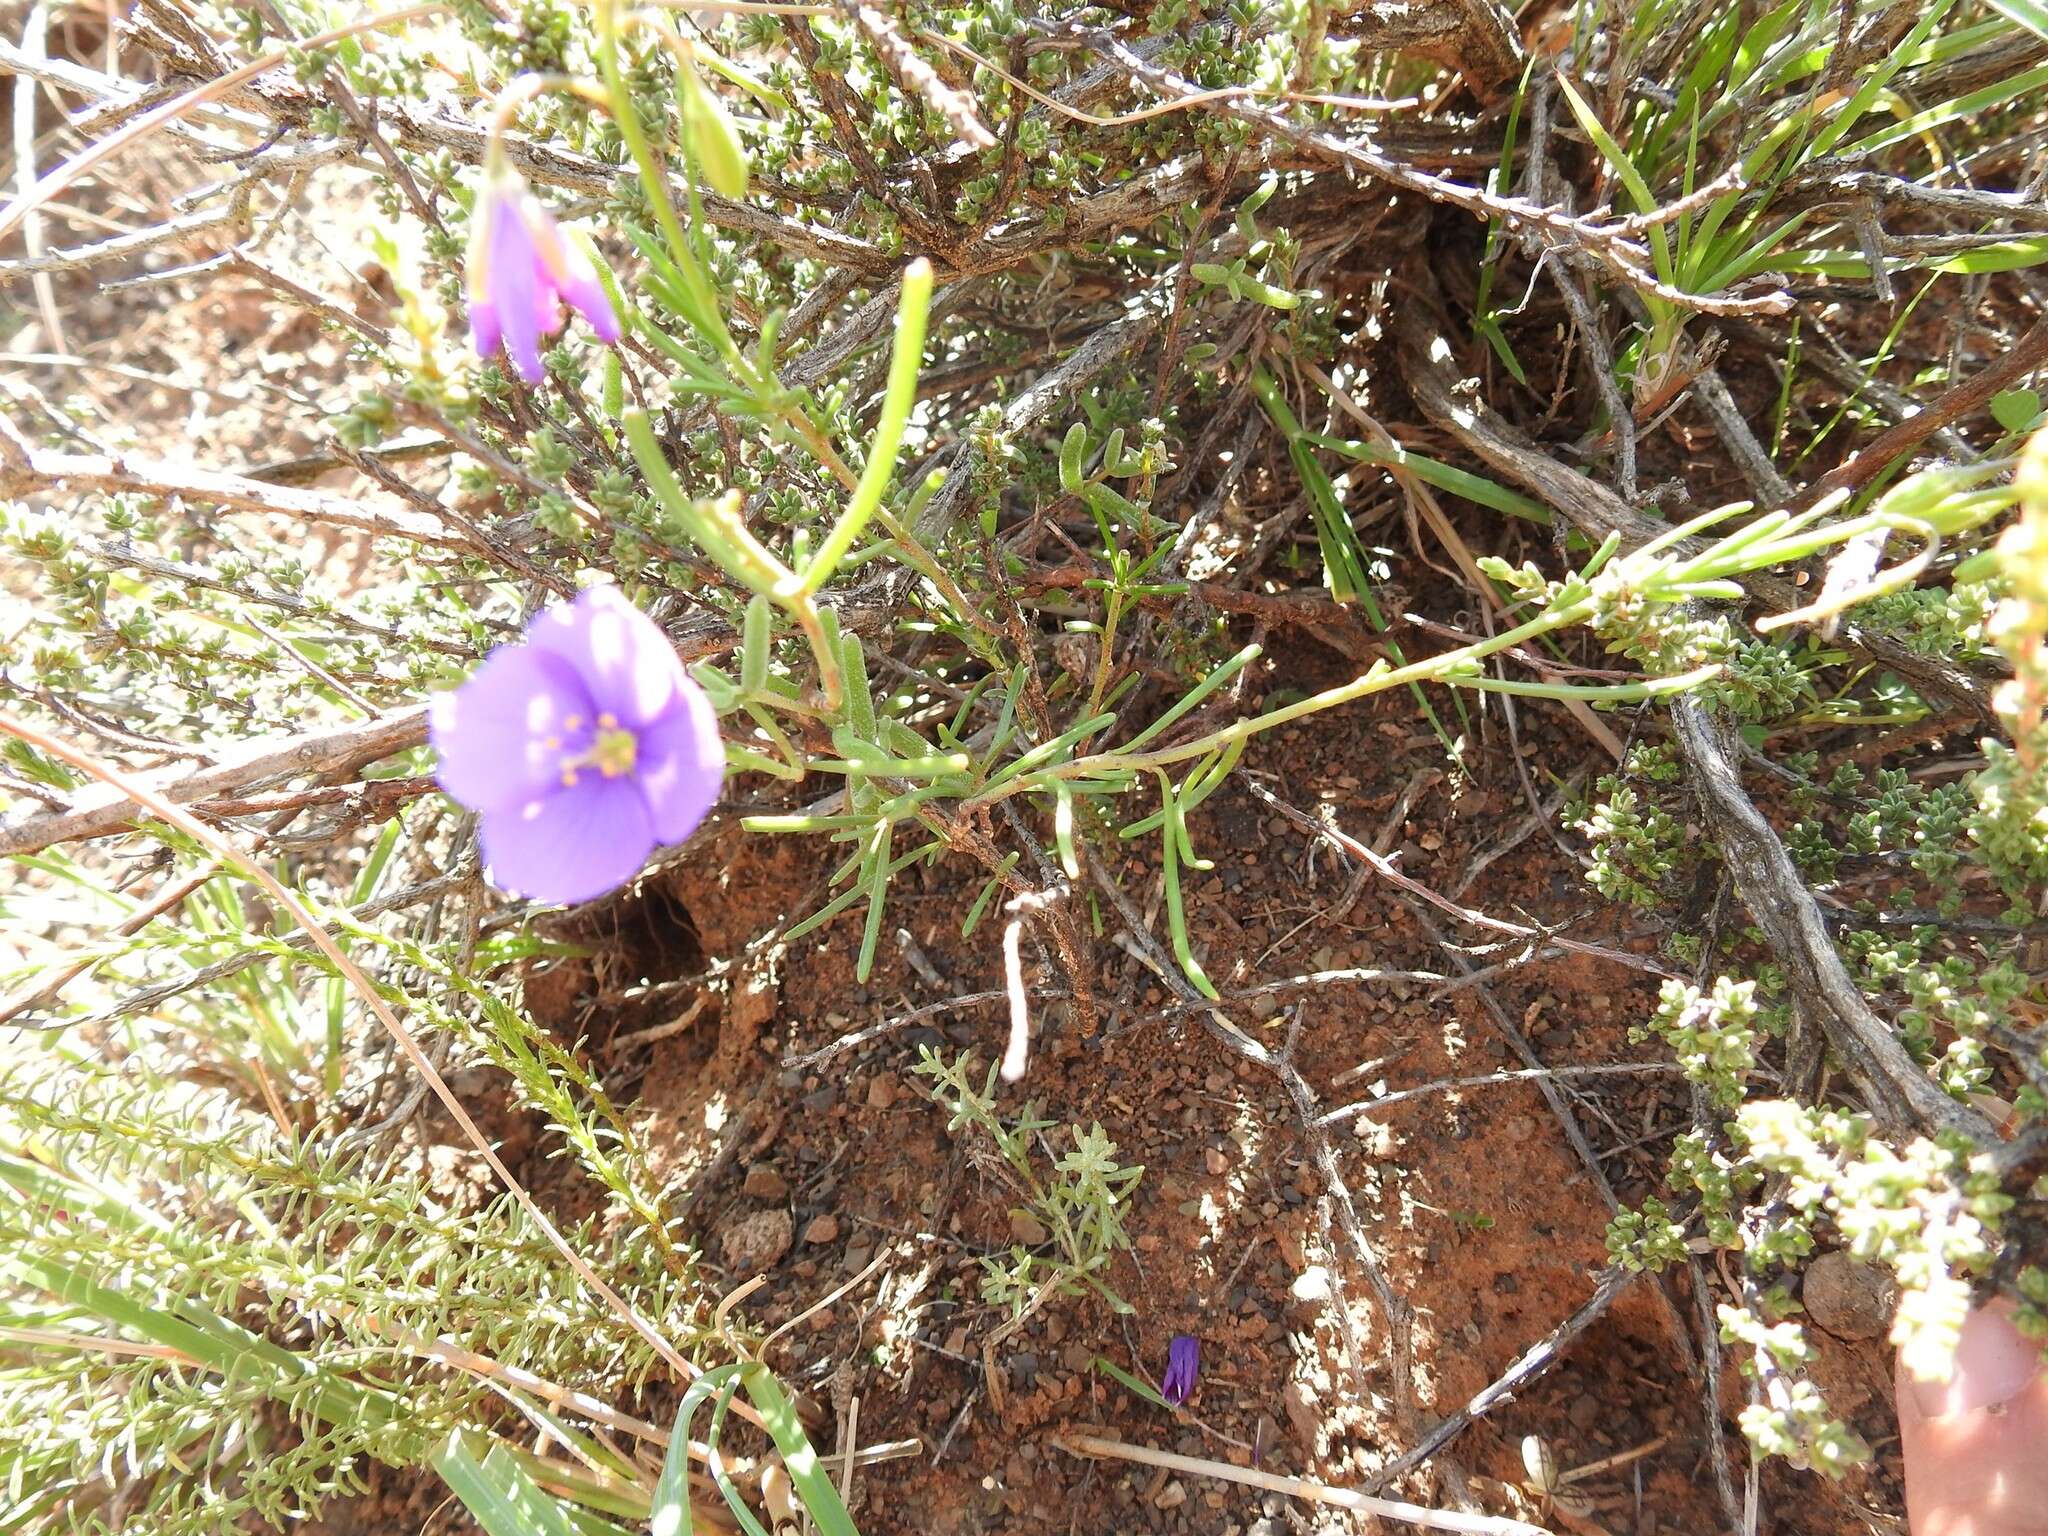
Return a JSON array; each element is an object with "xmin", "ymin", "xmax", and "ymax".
[
  {"xmin": 842, "ymin": 2, "xmax": 993, "ymax": 148},
  {"xmin": 0, "ymin": 1325, "xmax": 196, "ymax": 1362},
  {"xmin": 759, "ymin": 1249, "xmax": 893, "ymax": 1358},
  {"xmin": 918, "ymin": 26, "xmax": 1417, "ymax": 130},
  {"xmin": 1056, "ymin": 1434, "xmax": 1558, "ymax": 1536},
  {"xmin": 1316, "ymin": 1062, "xmax": 1689, "ymax": 1131},
  {"xmin": 14, "ymin": 0, "xmax": 65, "ymax": 349},
  {"xmin": 0, "ymin": 204, "xmax": 256, "ymax": 278}
]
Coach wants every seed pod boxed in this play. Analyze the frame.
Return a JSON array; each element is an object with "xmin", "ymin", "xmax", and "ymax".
[{"xmin": 677, "ymin": 59, "xmax": 749, "ymax": 200}]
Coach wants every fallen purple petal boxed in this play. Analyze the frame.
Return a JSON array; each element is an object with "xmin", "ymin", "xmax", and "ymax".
[{"xmin": 1162, "ymin": 1333, "xmax": 1200, "ymax": 1405}]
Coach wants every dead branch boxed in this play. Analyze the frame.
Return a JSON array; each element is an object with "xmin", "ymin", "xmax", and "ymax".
[
  {"xmin": 1316, "ymin": 1063, "xmax": 1688, "ymax": 1130},
  {"xmin": 0, "ymin": 415, "xmax": 474, "ymax": 552},
  {"xmin": 1056, "ymin": 1432, "xmax": 1555, "ymax": 1536},
  {"xmin": 183, "ymin": 774, "xmax": 436, "ymax": 821},
  {"xmin": 0, "ymin": 202, "xmax": 256, "ymax": 278},
  {"xmin": 1670, "ymin": 699, "xmax": 2000, "ymax": 1145},
  {"xmin": 1086, "ymin": 857, "xmax": 1422, "ymax": 1442},
  {"xmin": 1787, "ymin": 314, "xmax": 2048, "ymax": 512},
  {"xmin": 1363, "ymin": 1265, "xmax": 1639, "ymax": 1493},
  {"xmin": 1084, "ymin": 34, "xmax": 1791, "ymax": 319},
  {"xmin": 0, "ymin": 705, "xmax": 431, "ymax": 860}
]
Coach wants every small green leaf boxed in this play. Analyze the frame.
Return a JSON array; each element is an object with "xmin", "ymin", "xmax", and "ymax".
[
  {"xmin": 740, "ymin": 595, "xmax": 771, "ymax": 694},
  {"xmin": 1059, "ymin": 421, "xmax": 1089, "ymax": 492},
  {"xmin": 1993, "ymin": 389, "xmax": 2043, "ymax": 434}
]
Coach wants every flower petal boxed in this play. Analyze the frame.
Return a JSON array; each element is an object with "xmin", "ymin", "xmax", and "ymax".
[
  {"xmin": 531, "ymin": 211, "xmax": 622, "ymax": 344},
  {"xmin": 633, "ymin": 676, "xmax": 724, "ymax": 844},
  {"xmin": 469, "ymin": 294, "xmax": 503, "ymax": 366},
  {"xmin": 430, "ymin": 643, "xmax": 594, "ymax": 814},
  {"xmin": 479, "ymin": 777, "xmax": 655, "ymax": 904},
  {"xmin": 528, "ymin": 587, "xmax": 688, "ymax": 728},
  {"xmin": 557, "ymin": 259, "xmax": 622, "ymax": 343},
  {"xmin": 488, "ymin": 189, "xmax": 557, "ymax": 382},
  {"xmin": 467, "ymin": 194, "xmax": 503, "ymax": 361}
]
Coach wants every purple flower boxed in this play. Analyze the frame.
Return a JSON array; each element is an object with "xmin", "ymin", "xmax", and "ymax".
[
  {"xmin": 431, "ymin": 587, "xmax": 723, "ymax": 904},
  {"xmin": 1161, "ymin": 1334, "xmax": 1200, "ymax": 1406},
  {"xmin": 467, "ymin": 163, "xmax": 621, "ymax": 383}
]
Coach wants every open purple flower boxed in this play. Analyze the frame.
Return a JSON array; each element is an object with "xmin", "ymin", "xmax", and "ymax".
[
  {"xmin": 431, "ymin": 587, "xmax": 723, "ymax": 904},
  {"xmin": 1162, "ymin": 1334, "xmax": 1200, "ymax": 1406},
  {"xmin": 467, "ymin": 161, "xmax": 621, "ymax": 383}
]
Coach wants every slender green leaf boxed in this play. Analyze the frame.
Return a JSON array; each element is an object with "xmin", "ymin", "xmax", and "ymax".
[
  {"xmin": 1985, "ymin": 0, "xmax": 2048, "ymax": 44},
  {"xmin": 432, "ymin": 1435, "xmax": 583, "ymax": 1536}
]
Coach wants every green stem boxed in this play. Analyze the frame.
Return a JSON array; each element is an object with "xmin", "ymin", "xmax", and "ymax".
[
  {"xmin": 594, "ymin": 0, "xmax": 738, "ymax": 364},
  {"xmin": 964, "ymin": 600, "xmax": 1597, "ymax": 808},
  {"xmin": 802, "ymin": 259, "xmax": 936, "ymax": 592}
]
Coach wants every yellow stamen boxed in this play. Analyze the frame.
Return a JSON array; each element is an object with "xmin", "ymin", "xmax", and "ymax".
[
  {"xmin": 597, "ymin": 711, "xmax": 619, "ymax": 729},
  {"xmin": 590, "ymin": 726, "xmax": 638, "ymax": 779},
  {"xmin": 551, "ymin": 723, "xmax": 640, "ymax": 784}
]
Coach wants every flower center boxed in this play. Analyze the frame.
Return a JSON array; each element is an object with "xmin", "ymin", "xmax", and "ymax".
[
  {"xmin": 554, "ymin": 711, "xmax": 638, "ymax": 787},
  {"xmin": 590, "ymin": 724, "xmax": 638, "ymax": 778}
]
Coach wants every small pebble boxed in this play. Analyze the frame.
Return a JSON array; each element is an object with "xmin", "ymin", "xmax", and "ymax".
[
  {"xmin": 802, "ymin": 1213, "xmax": 840, "ymax": 1245},
  {"xmin": 720, "ymin": 1208, "xmax": 792, "ymax": 1274},
  {"xmin": 1804, "ymin": 1250, "xmax": 1897, "ymax": 1340},
  {"xmin": 742, "ymin": 1164, "xmax": 788, "ymax": 1200}
]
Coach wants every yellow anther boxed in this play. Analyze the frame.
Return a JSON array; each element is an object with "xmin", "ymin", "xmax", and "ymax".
[
  {"xmin": 553, "ymin": 723, "xmax": 640, "ymax": 785},
  {"xmin": 591, "ymin": 726, "xmax": 638, "ymax": 779},
  {"xmin": 563, "ymin": 714, "xmax": 583, "ymax": 731},
  {"xmin": 597, "ymin": 711, "xmax": 619, "ymax": 729}
]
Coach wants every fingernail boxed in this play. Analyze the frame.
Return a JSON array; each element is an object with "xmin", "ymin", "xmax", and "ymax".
[{"xmin": 1906, "ymin": 1303, "xmax": 2042, "ymax": 1417}]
